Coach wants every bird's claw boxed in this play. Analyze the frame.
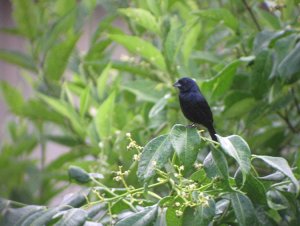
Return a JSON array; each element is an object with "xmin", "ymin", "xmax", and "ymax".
[{"xmin": 187, "ymin": 123, "xmax": 197, "ymax": 128}]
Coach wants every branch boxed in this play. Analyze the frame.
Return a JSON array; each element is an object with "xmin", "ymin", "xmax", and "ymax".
[
  {"xmin": 291, "ymin": 88, "xmax": 300, "ymax": 115},
  {"xmin": 241, "ymin": 0, "xmax": 262, "ymax": 31},
  {"xmin": 277, "ymin": 111, "xmax": 297, "ymax": 133}
]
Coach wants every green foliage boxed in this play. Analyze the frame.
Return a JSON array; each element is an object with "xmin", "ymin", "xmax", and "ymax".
[{"xmin": 1, "ymin": 0, "xmax": 300, "ymax": 225}]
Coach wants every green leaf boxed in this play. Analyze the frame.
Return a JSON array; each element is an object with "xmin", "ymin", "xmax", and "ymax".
[
  {"xmin": 165, "ymin": 207, "xmax": 182, "ymax": 226},
  {"xmin": 79, "ymin": 87, "xmax": 90, "ymax": 117},
  {"xmin": 95, "ymin": 91, "xmax": 115, "ymax": 139},
  {"xmin": 138, "ymin": 135, "xmax": 173, "ymax": 182},
  {"xmin": 251, "ymin": 50, "xmax": 272, "ymax": 99},
  {"xmin": 194, "ymin": 8, "xmax": 238, "ymax": 31},
  {"xmin": 109, "ymin": 34, "xmax": 166, "ymax": 71},
  {"xmin": 97, "ymin": 62, "xmax": 112, "ymax": 99},
  {"xmin": 68, "ymin": 165, "xmax": 91, "ymax": 184},
  {"xmin": 44, "ymin": 34, "xmax": 79, "ymax": 81},
  {"xmin": 278, "ymin": 42, "xmax": 300, "ymax": 83},
  {"xmin": 0, "ymin": 49, "xmax": 36, "ymax": 71},
  {"xmin": 182, "ymin": 22, "xmax": 201, "ymax": 66},
  {"xmin": 230, "ymin": 192, "xmax": 256, "ymax": 226},
  {"xmin": 0, "ymin": 81, "xmax": 24, "ymax": 114},
  {"xmin": 30, "ymin": 206, "xmax": 69, "ymax": 225},
  {"xmin": 182, "ymin": 199, "xmax": 215, "ymax": 226},
  {"xmin": 191, "ymin": 51, "xmax": 220, "ymax": 63},
  {"xmin": 169, "ymin": 124, "xmax": 201, "ymax": 172},
  {"xmin": 119, "ymin": 8, "xmax": 160, "ymax": 34},
  {"xmin": 203, "ymin": 150, "xmax": 229, "ymax": 182},
  {"xmin": 149, "ymin": 94, "xmax": 169, "ymax": 118},
  {"xmin": 223, "ymin": 98, "xmax": 256, "ymax": 119},
  {"xmin": 39, "ymin": 94, "xmax": 85, "ymax": 137},
  {"xmin": 122, "ymin": 80, "xmax": 165, "ymax": 103},
  {"xmin": 253, "ymin": 155, "xmax": 300, "ymax": 194},
  {"xmin": 56, "ymin": 208, "xmax": 88, "ymax": 226},
  {"xmin": 163, "ymin": 16, "xmax": 182, "ymax": 66},
  {"xmin": 11, "ymin": 0, "xmax": 39, "ymax": 39},
  {"xmin": 202, "ymin": 60, "xmax": 240, "ymax": 101},
  {"xmin": 115, "ymin": 205, "xmax": 158, "ymax": 226},
  {"xmin": 235, "ymin": 171, "xmax": 267, "ymax": 205},
  {"xmin": 217, "ymin": 135, "xmax": 251, "ymax": 185}
]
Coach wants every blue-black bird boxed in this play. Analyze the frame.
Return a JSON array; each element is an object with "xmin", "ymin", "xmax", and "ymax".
[{"xmin": 173, "ymin": 77, "xmax": 217, "ymax": 141}]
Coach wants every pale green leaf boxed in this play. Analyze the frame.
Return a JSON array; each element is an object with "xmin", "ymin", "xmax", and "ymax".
[
  {"xmin": 169, "ymin": 124, "xmax": 201, "ymax": 172},
  {"xmin": 195, "ymin": 8, "xmax": 238, "ymax": 31},
  {"xmin": 253, "ymin": 155, "xmax": 300, "ymax": 194},
  {"xmin": 79, "ymin": 87, "xmax": 90, "ymax": 117},
  {"xmin": 0, "ymin": 49, "xmax": 36, "ymax": 71},
  {"xmin": 109, "ymin": 34, "xmax": 166, "ymax": 71},
  {"xmin": 97, "ymin": 62, "xmax": 112, "ymax": 99},
  {"xmin": 137, "ymin": 135, "xmax": 173, "ymax": 182},
  {"xmin": 12, "ymin": 0, "xmax": 39, "ymax": 39},
  {"xmin": 122, "ymin": 80, "xmax": 165, "ymax": 103},
  {"xmin": 0, "ymin": 81, "xmax": 24, "ymax": 114},
  {"xmin": 44, "ymin": 34, "xmax": 79, "ymax": 81},
  {"xmin": 95, "ymin": 92, "xmax": 115, "ymax": 139},
  {"xmin": 39, "ymin": 94, "xmax": 85, "ymax": 137},
  {"xmin": 217, "ymin": 135, "xmax": 251, "ymax": 185},
  {"xmin": 119, "ymin": 8, "xmax": 160, "ymax": 34}
]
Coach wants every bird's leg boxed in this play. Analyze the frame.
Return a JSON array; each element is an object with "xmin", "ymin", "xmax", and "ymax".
[{"xmin": 187, "ymin": 123, "xmax": 197, "ymax": 128}]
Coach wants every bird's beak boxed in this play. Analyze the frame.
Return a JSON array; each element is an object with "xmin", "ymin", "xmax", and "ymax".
[{"xmin": 173, "ymin": 81, "xmax": 181, "ymax": 88}]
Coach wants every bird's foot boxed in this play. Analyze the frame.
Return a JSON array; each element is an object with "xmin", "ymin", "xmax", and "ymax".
[{"xmin": 187, "ymin": 123, "xmax": 197, "ymax": 128}]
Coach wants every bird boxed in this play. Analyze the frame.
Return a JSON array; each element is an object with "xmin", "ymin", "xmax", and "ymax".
[{"xmin": 173, "ymin": 77, "xmax": 217, "ymax": 141}]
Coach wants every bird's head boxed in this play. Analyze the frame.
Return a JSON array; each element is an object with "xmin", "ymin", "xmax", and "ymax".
[{"xmin": 173, "ymin": 77, "xmax": 199, "ymax": 92}]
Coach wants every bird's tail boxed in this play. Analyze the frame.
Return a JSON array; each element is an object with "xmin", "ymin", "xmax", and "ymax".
[{"xmin": 207, "ymin": 125, "xmax": 218, "ymax": 142}]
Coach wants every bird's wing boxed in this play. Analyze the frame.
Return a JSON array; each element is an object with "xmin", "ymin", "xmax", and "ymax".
[{"xmin": 191, "ymin": 93, "xmax": 214, "ymax": 125}]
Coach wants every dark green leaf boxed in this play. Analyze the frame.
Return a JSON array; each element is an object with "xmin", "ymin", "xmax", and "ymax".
[
  {"xmin": 68, "ymin": 165, "xmax": 91, "ymax": 184},
  {"xmin": 230, "ymin": 192, "xmax": 256, "ymax": 226},
  {"xmin": 278, "ymin": 42, "xmax": 300, "ymax": 83},
  {"xmin": 56, "ymin": 208, "xmax": 88, "ymax": 226},
  {"xmin": 251, "ymin": 50, "xmax": 272, "ymax": 99},
  {"xmin": 115, "ymin": 205, "xmax": 158, "ymax": 226},
  {"xmin": 203, "ymin": 150, "xmax": 229, "ymax": 182}
]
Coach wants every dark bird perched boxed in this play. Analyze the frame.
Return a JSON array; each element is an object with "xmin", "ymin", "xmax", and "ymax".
[{"xmin": 173, "ymin": 77, "xmax": 217, "ymax": 141}]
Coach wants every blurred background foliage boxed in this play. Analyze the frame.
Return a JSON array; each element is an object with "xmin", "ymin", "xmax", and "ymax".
[{"xmin": 0, "ymin": 0, "xmax": 300, "ymax": 206}]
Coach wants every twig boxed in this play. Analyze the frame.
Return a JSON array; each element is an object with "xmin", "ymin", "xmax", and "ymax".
[
  {"xmin": 277, "ymin": 111, "xmax": 297, "ymax": 133},
  {"xmin": 291, "ymin": 88, "xmax": 300, "ymax": 115},
  {"xmin": 241, "ymin": 0, "xmax": 262, "ymax": 31}
]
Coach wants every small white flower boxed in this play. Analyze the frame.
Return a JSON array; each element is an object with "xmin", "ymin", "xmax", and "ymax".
[
  {"xmin": 98, "ymin": 142, "xmax": 104, "ymax": 149},
  {"xmin": 175, "ymin": 210, "xmax": 183, "ymax": 217},
  {"xmin": 126, "ymin": 132, "xmax": 131, "ymax": 138}
]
